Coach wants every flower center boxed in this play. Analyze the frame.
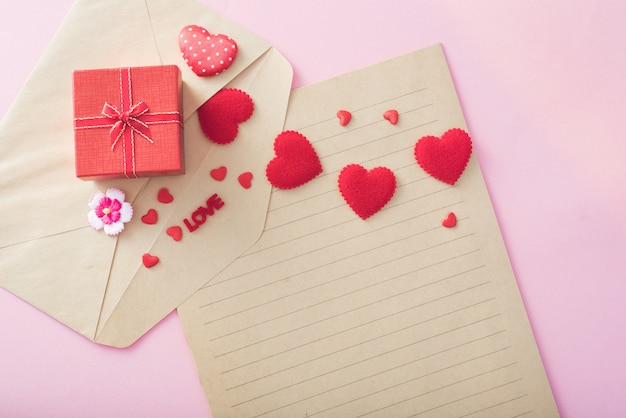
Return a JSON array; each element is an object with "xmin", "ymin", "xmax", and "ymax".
[{"xmin": 102, "ymin": 208, "xmax": 111, "ymax": 215}]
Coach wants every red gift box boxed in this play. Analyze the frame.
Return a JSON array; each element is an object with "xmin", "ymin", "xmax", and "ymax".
[{"xmin": 73, "ymin": 65, "xmax": 184, "ymax": 180}]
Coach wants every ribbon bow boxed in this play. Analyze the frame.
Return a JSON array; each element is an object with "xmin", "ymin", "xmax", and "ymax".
[{"xmin": 102, "ymin": 101, "xmax": 153, "ymax": 150}]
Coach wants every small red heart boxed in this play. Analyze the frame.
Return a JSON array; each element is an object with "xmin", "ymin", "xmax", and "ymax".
[
  {"xmin": 210, "ymin": 166, "xmax": 227, "ymax": 181},
  {"xmin": 414, "ymin": 128, "xmax": 472, "ymax": 185},
  {"xmin": 383, "ymin": 109, "xmax": 399, "ymax": 125},
  {"xmin": 266, "ymin": 131, "xmax": 323, "ymax": 189},
  {"xmin": 178, "ymin": 25, "xmax": 238, "ymax": 77},
  {"xmin": 157, "ymin": 187, "xmax": 174, "ymax": 204},
  {"xmin": 142, "ymin": 253, "xmax": 160, "ymax": 268},
  {"xmin": 337, "ymin": 110, "xmax": 351, "ymax": 126},
  {"xmin": 338, "ymin": 164, "xmax": 396, "ymax": 220},
  {"xmin": 198, "ymin": 88, "xmax": 254, "ymax": 145},
  {"xmin": 442, "ymin": 212, "xmax": 457, "ymax": 228},
  {"xmin": 238, "ymin": 172, "xmax": 253, "ymax": 189},
  {"xmin": 141, "ymin": 209, "xmax": 158, "ymax": 225},
  {"xmin": 166, "ymin": 226, "xmax": 183, "ymax": 242}
]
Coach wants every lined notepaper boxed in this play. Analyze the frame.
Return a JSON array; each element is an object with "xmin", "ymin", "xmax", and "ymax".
[{"xmin": 178, "ymin": 44, "xmax": 559, "ymax": 418}]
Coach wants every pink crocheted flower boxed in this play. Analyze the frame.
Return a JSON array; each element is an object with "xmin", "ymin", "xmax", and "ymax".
[{"xmin": 87, "ymin": 188, "xmax": 133, "ymax": 236}]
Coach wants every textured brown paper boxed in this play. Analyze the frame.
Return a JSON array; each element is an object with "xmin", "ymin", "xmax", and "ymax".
[
  {"xmin": 0, "ymin": 0, "xmax": 292, "ymax": 347},
  {"xmin": 178, "ymin": 44, "xmax": 559, "ymax": 417}
]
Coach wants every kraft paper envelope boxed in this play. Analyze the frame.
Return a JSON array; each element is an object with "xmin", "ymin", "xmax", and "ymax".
[{"xmin": 0, "ymin": 0, "xmax": 292, "ymax": 347}]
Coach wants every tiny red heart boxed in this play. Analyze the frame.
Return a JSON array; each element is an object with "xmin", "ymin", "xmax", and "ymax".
[
  {"xmin": 414, "ymin": 128, "xmax": 473, "ymax": 185},
  {"xmin": 178, "ymin": 25, "xmax": 238, "ymax": 77},
  {"xmin": 383, "ymin": 109, "xmax": 399, "ymax": 125},
  {"xmin": 166, "ymin": 226, "xmax": 183, "ymax": 241},
  {"xmin": 266, "ymin": 131, "xmax": 323, "ymax": 189},
  {"xmin": 210, "ymin": 166, "xmax": 227, "ymax": 181},
  {"xmin": 338, "ymin": 164, "xmax": 396, "ymax": 220},
  {"xmin": 337, "ymin": 110, "xmax": 352, "ymax": 126},
  {"xmin": 238, "ymin": 172, "xmax": 253, "ymax": 189},
  {"xmin": 141, "ymin": 209, "xmax": 158, "ymax": 225},
  {"xmin": 198, "ymin": 88, "xmax": 254, "ymax": 145},
  {"xmin": 442, "ymin": 212, "xmax": 457, "ymax": 228},
  {"xmin": 157, "ymin": 187, "xmax": 174, "ymax": 204},
  {"xmin": 142, "ymin": 253, "xmax": 160, "ymax": 268}
]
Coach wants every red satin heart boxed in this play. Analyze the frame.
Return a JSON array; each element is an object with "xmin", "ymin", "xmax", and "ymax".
[
  {"xmin": 338, "ymin": 164, "xmax": 396, "ymax": 220},
  {"xmin": 414, "ymin": 128, "xmax": 472, "ymax": 185},
  {"xmin": 141, "ymin": 209, "xmax": 158, "ymax": 225},
  {"xmin": 166, "ymin": 226, "xmax": 183, "ymax": 242},
  {"xmin": 198, "ymin": 88, "xmax": 254, "ymax": 145},
  {"xmin": 266, "ymin": 131, "xmax": 322, "ymax": 189},
  {"xmin": 142, "ymin": 253, "xmax": 160, "ymax": 268},
  {"xmin": 178, "ymin": 25, "xmax": 238, "ymax": 77}
]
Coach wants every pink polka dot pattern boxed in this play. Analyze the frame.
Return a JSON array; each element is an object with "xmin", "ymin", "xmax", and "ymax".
[{"xmin": 178, "ymin": 25, "xmax": 238, "ymax": 77}]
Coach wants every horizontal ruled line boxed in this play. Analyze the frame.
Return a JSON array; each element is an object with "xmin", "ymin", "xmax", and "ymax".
[
  {"xmin": 295, "ymin": 88, "xmax": 429, "ymax": 131},
  {"xmin": 206, "ymin": 251, "xmax": 481, "ymax": 333},
  {"xmin": 200, "ymin": 229, "xmax": 474, "ymax": 308},
  {"xmin": 237, "ymin": 345, "xmax": 512, "ymax": 412},
  {"xmin": 404, "ymin": 379, "xmax": 525, "ymax": 418},
  {"xmin": 220, "ymin": 311, "xmax": 500, "ymax": 375}
]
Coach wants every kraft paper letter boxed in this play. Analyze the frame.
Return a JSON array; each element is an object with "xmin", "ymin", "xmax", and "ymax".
[
  {"xmin": 178, "ymin": 45, "xmax": 559, "ymax": 417},
  {"xmin": 0, "ymin": 0, "xmax": 292, "ymax": 347}
]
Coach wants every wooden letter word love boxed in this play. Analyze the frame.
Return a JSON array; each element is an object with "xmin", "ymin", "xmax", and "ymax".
[{"xmin": 183, "ymin": 193, "xmax": 225, "ymax": 233}]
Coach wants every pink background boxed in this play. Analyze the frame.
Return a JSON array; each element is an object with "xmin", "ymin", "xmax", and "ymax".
[{"xmin": 1, "ymin": 0, "xmax": 625, "ymax": 416}]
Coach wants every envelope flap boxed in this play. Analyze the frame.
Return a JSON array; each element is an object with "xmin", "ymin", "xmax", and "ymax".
[
  {"xmin": 95, "ymin": 48, "xmax": 293, "ymax": 347},
  {"xmin": 145, "ymin": 0, "xmax": 272, "ymax": 119}
]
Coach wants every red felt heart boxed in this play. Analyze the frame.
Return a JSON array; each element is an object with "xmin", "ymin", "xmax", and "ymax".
[
  {"xmin": 197, "ymin": 88, "xmax": 254, "ymax": 145},
  {"xmin": 338, "ymin": 164, "xmax": 396, "ymax": 220},
  {"xmin": 166, "ymin": 226, "xmax": 183, "ymax": 242},
  {"xmin": 157, "ymin": 187, "xmax": 174, "ymax": 204},
  {"xmin": 238, "ymin": 172, "xmax": 253, "ymax": 189},
  {"xmin": 210, "ymin": 166, "xmax": 227, "ymax": 181},
  {"xmin": 142, "ymin": 253, "xmax": 160, "ymax": 268},
  {"xmin": 414, "ymin": 128, "xmax": 472, "ymax": 185},
  {"xmin": 266, "ymin": 131, "xmax": 323, "ymax": 189},
  {"xmin": 337, "ymin": 110, "xmax": 352, "ymax": 126},
  {"xmin": 178, "ymin": 25, "xmax": 238, "ymax": 77},
  {"xmin": 442, "ymin": 212, "xmax": 457, "ymax": 228},
  {"xmin": 383, "ymin": 109, "xmax": 399, "ymax": 125},
  {"xmin": 141, "ymin": 209, "xmax": 158, "ymax": 225}
]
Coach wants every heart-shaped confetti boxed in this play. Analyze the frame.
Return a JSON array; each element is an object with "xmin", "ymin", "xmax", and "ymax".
[
  {"xmin": 442, "ymin": 212, "xmax": 457, "ymax": 228},
  {"xmin": 157, "ymin": 187, "xmax": 174, "ymax": 204},
  {"xmin": 338, "ymin": 164, "xmax": 396, "ymax": 220},
  {"xmin": 266, "ymin": 131, "xmax": 323, "ymax": 189},
  {"xmin": 238, "ymin": 172, "xmax": 253, "ymax": 189},
  {"xmin": 210, "ymin": 166, "xmax": 227, "ymax": 181},
  {"xmin": 414, "ymin": 128, "xmax": 473, "ymax": 185},
  {"xmin": 337, "ymin": 110, "xmax": 352, "ymax": 126},
  {"xmin": 198, "ymin": 88, "xmax": 254, "ymax": 145},
  {"xmin": 178, "ymin": 25, "xmax": 238, "ymax": 77},
  {"xmin": 142, "ymin": 253, "xmax": 160, "ymax": 268},
  {"xmin": 166, "ymin": 226, "xmax": 183, "ymax": 242},
  {"xmin": 141, "ymin": 209, "xmax": 158, "ymax": 225},
  {"xmin": 383, "ymin": 109, "xmax": 399, "ymax": 125}
]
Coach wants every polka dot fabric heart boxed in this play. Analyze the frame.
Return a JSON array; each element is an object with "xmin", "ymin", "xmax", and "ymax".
[{"xmin": 178, "ymin": 25, "xmax": 238, "ymax": 77}]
